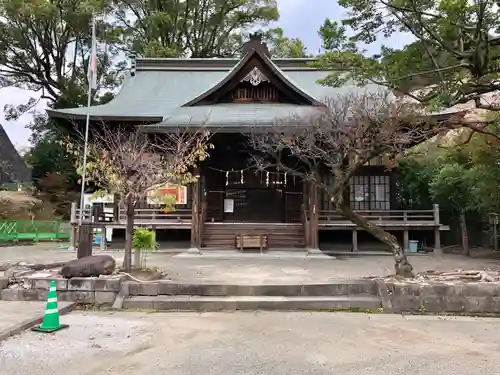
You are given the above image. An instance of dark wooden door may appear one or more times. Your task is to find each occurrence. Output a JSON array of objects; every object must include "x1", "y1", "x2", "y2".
[{"x1": 225, "y1": 187, "x2": 284, "y2": 222}]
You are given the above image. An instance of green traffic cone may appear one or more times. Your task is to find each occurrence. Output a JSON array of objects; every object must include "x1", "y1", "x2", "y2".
[{"x1": 31, "y1": 280, "x2": 69, "y2": 333}]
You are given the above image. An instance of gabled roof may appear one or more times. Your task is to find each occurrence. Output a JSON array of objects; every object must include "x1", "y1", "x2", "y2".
[
  {"x1": 182, "y1": 47, "x2": 324, "y2": 107},
  {"x1": 46, "y1": 57, "x2": 381, "y2": 125}
]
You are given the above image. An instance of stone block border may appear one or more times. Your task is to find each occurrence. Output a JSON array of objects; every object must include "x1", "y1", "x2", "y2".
[
  {"x1": 0, "y1": 275, "x2": 125, "y2": 305},
  {"x1": 2, "y1": 275, "x2": 500, "y2": 315},
  {"x1": 381, "y1": 281, "x2": 500, "y2": 314}
]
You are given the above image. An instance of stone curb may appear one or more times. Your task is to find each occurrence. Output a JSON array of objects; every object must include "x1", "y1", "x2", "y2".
[
  {"x1": 124, "y1": 280, "x2": 378, "y2": 297},
  {"x1": 0, "y1": 302, "x2": 77, "y2": 342}
]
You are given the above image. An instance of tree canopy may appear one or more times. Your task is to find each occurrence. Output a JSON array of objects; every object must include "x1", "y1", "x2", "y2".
[
  {"x1": 316, "y1": 0, "x2": 500, "y2": 111},
  {"x1": 114, "y1": 0, "x2": 280, "y2": 57},
  {"x1": 0, "y1": 0, "x2": 310, "y2": 202}
]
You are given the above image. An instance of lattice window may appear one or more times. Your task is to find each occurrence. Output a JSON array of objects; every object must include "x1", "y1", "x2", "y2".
[
  {"x1": 370, "y1": 175, "x2": 390, "y2": 210},
  {"x1": 230, "y1": 82, "x2": 280, "y2": 102},
  {"x1": 349, "y1": 175, "x2": 390, "y2": 210},
  {"x1": 349, "y1": 175, "x2": 370, "y2": 210}
]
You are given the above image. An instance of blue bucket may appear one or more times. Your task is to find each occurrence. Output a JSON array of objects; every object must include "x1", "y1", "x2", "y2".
[{"x1": 408, "y1": 240, "x2": 419, "y2": 253}]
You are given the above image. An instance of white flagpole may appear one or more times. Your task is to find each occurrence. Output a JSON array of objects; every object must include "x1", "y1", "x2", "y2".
[{"x1": 78, "y1": 16, "x2": 96, "y2": 225}]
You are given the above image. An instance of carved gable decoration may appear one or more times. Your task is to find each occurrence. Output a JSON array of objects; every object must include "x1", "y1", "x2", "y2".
[
  {"x1": 242, "y1": 67, "x2": 269, "y2": 86},
  {"x1": 181, "y1": 37, "x2": 324, "y2": 107}
]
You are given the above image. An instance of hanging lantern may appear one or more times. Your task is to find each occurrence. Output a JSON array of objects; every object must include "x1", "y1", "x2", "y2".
[
  {"x1": 266, "y1": 171, "x2": 269, "y2": 186},
  {"x1": 225, "y1": 171, "x2": 229, "y2": 186},
  {"x1": 284, "y1": 172, "x2": 287, "y2": 185},
  {"x1": 240, "y1": 170, "x2": 244, "y2": 184}
]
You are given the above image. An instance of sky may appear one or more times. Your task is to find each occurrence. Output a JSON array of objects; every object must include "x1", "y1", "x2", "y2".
[{"x1": 0, "y1": 0, "x2": 411, "y2": 149}]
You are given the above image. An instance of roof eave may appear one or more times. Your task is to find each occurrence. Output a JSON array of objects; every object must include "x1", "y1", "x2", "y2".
[
  {"x1": 260, "y1": 54, "x2": 324, "y2": 107},
  {"x1": 415, "y1": 110, "x2": 468, "y2": 123},
  {"x1": 139, "y1": 123, "x2": 285, "y2": 134},
  {"x1": 46, "y1": 109, "x2": 163, "y2": 123}
]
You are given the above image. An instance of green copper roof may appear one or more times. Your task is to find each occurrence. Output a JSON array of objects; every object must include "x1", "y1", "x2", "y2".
[
  {"x1": 142, "y1": 103, "x2": 325, "y2": 130},
  {"x1": 46, "y1": 56, "x2": 381, "y2": 124}
]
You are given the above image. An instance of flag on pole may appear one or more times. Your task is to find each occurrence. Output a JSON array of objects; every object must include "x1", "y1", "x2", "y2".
[{"x1": 88, "y1": 17, "x2": 98, "y2": 90}]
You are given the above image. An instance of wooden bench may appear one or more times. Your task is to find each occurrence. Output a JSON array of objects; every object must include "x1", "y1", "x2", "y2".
[{"x1": 235, "y1": 234, "x2": 268, "y2": 252}]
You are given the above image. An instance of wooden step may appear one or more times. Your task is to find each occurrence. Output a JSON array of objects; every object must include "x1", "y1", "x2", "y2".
[{"x1": 201, "y1": 223, "x2": 305, "y2": 249}]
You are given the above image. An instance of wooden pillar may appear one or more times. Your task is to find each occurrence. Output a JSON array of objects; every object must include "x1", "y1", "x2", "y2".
[
  {"x1": 307, "y1": 181, "x2": 320, "y2": 253},
  {"x1": 352, "y1": 229, "x2": 358, "y2": 252},
  {"x1": 302, "y1": 181, "x2": 310, "y2": 249},
  {"x1": 433, "y1": 203, "x2": 442, "y2": 255},
  {"x1": 403, "y1": 211, "x2": 409, "y2": 251},
  {"x1": 77, "y1": 223, "x2": 93, "y2": 259},
  {"x1": 100, "y1": 225, "x2": 107, "y2": 250},
  {"x1": 312, "y1": 183, "x2": 319, "y2": 250},
  {"x1": 151, "y1": 225, "x2": 157, "y2": 247},
  {"x1": 198, "y1": 173, "x2": 206, "y2": 248},
  {"x1": 188, "y1": 169, "x2": 201, "y2": 254}
]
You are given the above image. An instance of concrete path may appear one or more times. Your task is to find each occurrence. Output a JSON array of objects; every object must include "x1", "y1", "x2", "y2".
[
  {"x1": 0, "y1": 301, "x2": 74, "y2": 341},
  {"x1": 2, "y1": 311, "x2": 500, "y2": 375}
]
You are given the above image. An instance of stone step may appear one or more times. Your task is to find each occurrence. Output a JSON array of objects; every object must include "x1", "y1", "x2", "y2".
[
  {"x1": 123, "y1": 295, "x2": 382, "y2": 311},
  {"x1": 126, "y1": 280, "x2": 378, "y2": 297}
]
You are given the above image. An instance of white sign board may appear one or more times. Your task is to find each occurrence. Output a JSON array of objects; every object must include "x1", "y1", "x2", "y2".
[{"x1": 224, "y1": 199, "x2": 234, "y2": 213}]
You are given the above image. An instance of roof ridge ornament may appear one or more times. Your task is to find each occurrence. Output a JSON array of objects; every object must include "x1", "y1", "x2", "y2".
[
  {"x1": 242, "y1": 66, "x2": 269, "y2": 86},
  {"x1": 242, "y1": 33, "x2": 271, "y2": 57}
]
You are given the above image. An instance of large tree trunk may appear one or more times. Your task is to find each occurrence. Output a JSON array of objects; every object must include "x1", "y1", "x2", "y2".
[
  {"x1": 122, "y1": 195, "x2": 134, "y2": 272},
  {"x1": 459, "y1": 210, "x2": 470, "y2": 256},
  {"x1": 338, "y1": 204, "x2": 414, "y2": 277}
]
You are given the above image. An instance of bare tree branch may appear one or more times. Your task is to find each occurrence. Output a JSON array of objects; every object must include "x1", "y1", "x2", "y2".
[
  {"x1": 247, "y1": 90, "x2": 461, "y2": 277},
  {"x1": 65, "y1": 124, "x2": 212, "y2": 271}
]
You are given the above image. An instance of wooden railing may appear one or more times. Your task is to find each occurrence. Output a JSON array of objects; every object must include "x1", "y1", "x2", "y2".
[
  {"x1": 317, "y1": 205, "x2": 440, "y2": 226},
  {"x1": 73, "y1": 207, "x2": 192, "y2": 224}
]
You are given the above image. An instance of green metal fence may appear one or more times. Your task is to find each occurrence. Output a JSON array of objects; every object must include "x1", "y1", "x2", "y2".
[{"x1": 0, "y1": 220, "x2": 70, "y2": 243}]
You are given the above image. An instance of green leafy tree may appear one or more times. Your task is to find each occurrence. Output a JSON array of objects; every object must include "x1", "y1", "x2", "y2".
[
  {"x1": 262, "y1": 28, "x2": 310, "y2": 58},
  {"x1": 394, "y1": 156, "x2": 434, "y2": 210},
  {"x1": 114, "y1": 0, "x2": 279, "y2": 57},
  {"x1": 430, "y1": 163, "x2": 478, "y2": 255},
  {"x1": 0, "y1": 0, "x2": 124, "y2": 119},
  {"x1": 315, "y1": 1, "x2": 500, "y2": 111},
  {"x1": 0, "y1": 0, "x2": 127, "y2": 194}
]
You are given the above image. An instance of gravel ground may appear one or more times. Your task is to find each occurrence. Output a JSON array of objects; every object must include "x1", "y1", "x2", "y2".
[
  {"x1": 2, "y1": 243, "x2": 500, "y2": 283},
  {"x1": 0, "y1": 312, "x2": 154, "y2": 375},
  {"x1": 1, "y1": 311, "x2": 500, "y2": 375}
]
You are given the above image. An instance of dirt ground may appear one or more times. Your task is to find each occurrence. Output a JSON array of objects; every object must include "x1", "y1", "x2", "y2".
[
  {"x1": 2, "y1": 311, "x2": 500, "y2": 375},
  {"x1": 1, "y1": 243, "x2": 499, "y2": 283}
]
